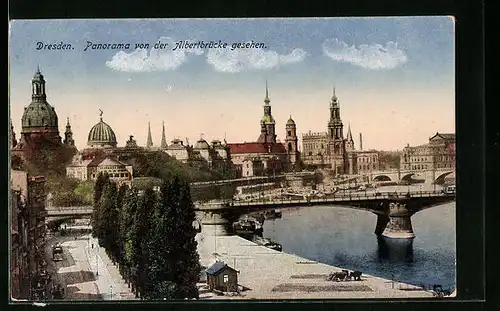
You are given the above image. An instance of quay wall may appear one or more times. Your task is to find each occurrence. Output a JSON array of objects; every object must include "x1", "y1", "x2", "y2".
[{"x1": 196, "y1": 234, "x2": 437, "y2": 299}]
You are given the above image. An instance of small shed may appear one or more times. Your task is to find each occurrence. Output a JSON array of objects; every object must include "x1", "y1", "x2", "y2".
[{"x1": 205, "y1": 261, "x2": 239, "y2": 292}]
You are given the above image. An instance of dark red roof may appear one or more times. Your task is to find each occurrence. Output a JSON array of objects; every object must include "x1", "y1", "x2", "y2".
[{"x1": 227, "y1": 142, "x2": 287, "y2": 154}]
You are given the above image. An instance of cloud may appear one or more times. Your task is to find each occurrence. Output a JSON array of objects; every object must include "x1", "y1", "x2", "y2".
[
  {"x1": 322, "y1": 38, "x2": 407, "y2": 70},
  {"x1": 206, "y1": 45, "x2": 307, "y2": 73},
  {"x1": 106, "y1": 37, "x2": 203, "y2": 72}
]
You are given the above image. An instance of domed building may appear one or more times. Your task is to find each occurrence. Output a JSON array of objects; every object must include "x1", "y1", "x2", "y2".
[
  {"x1": 190, "y1": 136, "x2": 229, "y2": 168},
  {"x1": 87, "y1": 110, "x2": 118, "y2": 148},
  {"x1": 11, "y1": 68, "x2": 74, "y2": 163}
]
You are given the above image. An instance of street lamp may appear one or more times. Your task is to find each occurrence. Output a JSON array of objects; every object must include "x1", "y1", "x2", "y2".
[
  {"x1": 110, "y1": 285, "x2": 113, "y2": 300},
  {"x1": 96, "y1": 252, "x2": 99, "y2": 276}
]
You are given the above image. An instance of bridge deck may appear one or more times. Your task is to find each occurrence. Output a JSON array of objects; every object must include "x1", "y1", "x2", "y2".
[{"x1": 197, "y1": 191, "x2": 455, "y2": 210}]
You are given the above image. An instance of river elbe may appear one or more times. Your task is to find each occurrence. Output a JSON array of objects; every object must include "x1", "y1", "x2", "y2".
[{"x1": 262, "y1": 202, "x2": 456, "y2": 290}]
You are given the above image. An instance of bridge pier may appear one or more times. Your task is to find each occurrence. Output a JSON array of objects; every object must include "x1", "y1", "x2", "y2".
[
  {"x1": 195, "y1": 209, "x2": 241, "y2": 267},
  {"x1": 381, "y1": 202, "x2": 415, "y2": 239},
  {"x1": 195, "y1": 210, "x2": 239, "y2": 237}
]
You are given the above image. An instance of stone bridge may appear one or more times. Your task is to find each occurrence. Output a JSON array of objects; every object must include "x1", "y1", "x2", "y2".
[
  {"x1": 45, "y1": 190, "x2": 455, "y2": 240},
  {"x1": 45, "y1": 206, "x2": 93, "y2": 229},
  {"x1": 194, "y1": 190, "x2": 455, "y2": 240},
  {"x1": 368, "y1": 168, "x2": 455, "y2": 184}
]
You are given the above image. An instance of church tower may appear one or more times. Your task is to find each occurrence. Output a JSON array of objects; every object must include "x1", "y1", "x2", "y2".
[
  {"x1": 327, "y1": 87, "x2": 346, "y2": 174},
  {"x1": 257, "y1": 80, "x2": 277, "y2": 144},
  {"x1": 146, "y1": 122, "x2": 153, "y2": 148},
  {"x1": 64, "y1": 117, "x2": 76, "y2": 147},
  {"x1": 327, "y1": 87, "x2": 344, "y2": 140},
  {"x1": 285, "y1": 116, "x2": 299, "y2": 170},
  {"x1": 160, "y1": 121, "x2": 168, "y2": 149}
]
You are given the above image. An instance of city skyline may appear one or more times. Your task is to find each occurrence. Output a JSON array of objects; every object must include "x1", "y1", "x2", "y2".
[{"x1": 9, "y1": 17, "x2": 455, "y2": 151}]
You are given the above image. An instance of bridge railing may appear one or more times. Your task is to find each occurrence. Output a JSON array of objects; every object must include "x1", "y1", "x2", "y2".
[
  {"x1": 223, "y1": 190, "x2": 451, "y2": 207},
  {"x1": 46, "y1": 206, "x2": 93, "y2": 215}
]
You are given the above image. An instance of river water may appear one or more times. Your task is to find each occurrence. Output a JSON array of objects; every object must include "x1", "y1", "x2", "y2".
[{"x1": 261, "y1": 192, "x2": 456, "y2": 290}]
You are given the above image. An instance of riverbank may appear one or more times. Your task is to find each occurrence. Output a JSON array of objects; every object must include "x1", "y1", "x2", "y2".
[{"x1": 197, "y1": 235, "x2": 438, "y2": 299}]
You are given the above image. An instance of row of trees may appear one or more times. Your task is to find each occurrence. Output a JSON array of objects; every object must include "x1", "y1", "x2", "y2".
[{"x1": 91, "y1": 173, "x2": 200, "y2": 300}]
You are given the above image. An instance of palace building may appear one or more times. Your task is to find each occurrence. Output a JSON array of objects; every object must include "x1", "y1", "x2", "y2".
[
  {"x1": 301, "y1": 88, "x2": 379, "y2": 175},
  {"x1": 227, "y1": 81, "x2": 300, "y2": 178},
  {"x1": 400, "y1": 132, "x2": 456, "y2": 171}
]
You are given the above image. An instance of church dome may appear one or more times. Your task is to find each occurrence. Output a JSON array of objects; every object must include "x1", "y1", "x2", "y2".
[
  {"x1": 87, "y1": 113, "x2": 117, "y2": 148},
  {"x1": 22, "y1": 101, "x2": 59, "y2": 129},
  {"x1": 194, "y1": 138, "x2": 210, "y2": 149},
  {"x1": 21, "y1": 68, "x2": 59, "y2": 132},
  {"x1": 286, "y1": 116, "x2": 296, "y2": 125}
]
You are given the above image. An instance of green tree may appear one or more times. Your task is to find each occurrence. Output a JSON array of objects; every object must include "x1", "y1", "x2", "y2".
[
  {"x1": 91, "y1": 173, "x2": 110, "y2": 239},
  {"x1": 121, "y1": 188, "x2": 140, "y2": 295},
  {"x1": 100, "y1": 181, "x2": 119, "y2": 260},
  {"x1": 74, "y1": 180, "x2": 94, "y2": 205},
  {"x1": 144, "y1": 179, "x2": 178, "y2": 300},
  {"x1": 172, "y1": 178, "x2": 200, "y2": 299},
  {"x1": 135, "y1": 188, "x2": 156, "y2": 298},
  {"x1": 115, "y1": 184, "x2": 128, "y2": 266}
]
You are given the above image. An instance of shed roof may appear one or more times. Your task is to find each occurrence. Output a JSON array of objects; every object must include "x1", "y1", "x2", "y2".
[{"x1": 205, "y1": 261, "x2": 237, "y2": 276}]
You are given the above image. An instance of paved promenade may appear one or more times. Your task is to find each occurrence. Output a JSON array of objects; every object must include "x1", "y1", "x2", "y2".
[
  {"x1": 197, "y1": 235, "x2": 436, "y2": 299},
  {"x1": 85, "y1": 235, "x2": 137, "y2": 300}
]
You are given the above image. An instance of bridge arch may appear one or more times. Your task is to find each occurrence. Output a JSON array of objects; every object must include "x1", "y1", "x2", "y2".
[
  {"x1": 373, "y1": 175, "x2": 392, "y2": 182},
  {"x1": 434, "y1": 171, "x2": 455, "y2": 185},
  {"x1": 46, "y1": 215, "x2": 90, "y2": 231},
  {"x1": 400, "y1": 173, "x2": 415, "y2": 182}
]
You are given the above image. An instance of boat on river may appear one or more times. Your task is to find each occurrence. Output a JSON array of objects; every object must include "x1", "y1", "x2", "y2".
[
  {"x1": 232, "y1": 218, "x2": 262, "y2": 235},
  {"x1": 264, "y1": 209, "x2": 282, "y2": 219},
  {"x1": 252, "y1": 236, "x2": 282, "y2": 252}
]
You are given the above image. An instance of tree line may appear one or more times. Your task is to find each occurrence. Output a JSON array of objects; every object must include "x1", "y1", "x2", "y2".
[{"x1": 91, "y1": 172, "x2": 200, "y2": 300}]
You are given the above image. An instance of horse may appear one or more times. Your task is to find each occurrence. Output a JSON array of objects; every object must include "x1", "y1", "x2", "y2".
[
  {"x1": 327, "y1": 271, "x2": 349, "y2": 282},
  {"x1": 349, "y1": 270, "x2": 362, "y2": 281}
]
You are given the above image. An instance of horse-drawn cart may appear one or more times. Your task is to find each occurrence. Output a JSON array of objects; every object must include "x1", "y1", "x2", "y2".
[{"x1": 327, "y1": 269, "x2": 363, "y2": 282}]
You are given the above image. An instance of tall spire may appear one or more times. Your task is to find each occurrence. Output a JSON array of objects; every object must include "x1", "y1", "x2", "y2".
[
  {"x1": 346, "y1": 123, "x2": 353, "y2": 141},
  {"x1": 331, "y1": 86, "x2": 338, "y2": 102},
  {"x1": 264, "y1": 79, "x2": 270, "y2": 105},
  {"x1": 160, "y1": 121, "x2": 167, "y2": 148},
  {"x1": 64, "y1": 117, "x2": 75, "y2": 147},
  {"x1": 146, "y1": 122, "x2": 153, "y2": 148}
]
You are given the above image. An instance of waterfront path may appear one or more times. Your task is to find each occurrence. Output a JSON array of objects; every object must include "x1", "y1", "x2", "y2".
[
  {"x1": 197, "y1": 235, "x2": 436, "y2": 299},
  {"x1": 85, "y1": 235, "x2": 137, "y2": 300}
]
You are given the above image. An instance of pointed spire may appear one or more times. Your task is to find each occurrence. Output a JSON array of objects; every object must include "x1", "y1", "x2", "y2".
[
  {"x1": 264, "y1": 79, "x2": 270, "y2": 104},
  {"x1": 347, "y1": 123, "x2": 353, "y2": 141},
  {"x1": 36, "y1": 64, "x2": 41, "y2": 73},
  {"x1": 161, "y1": 121, "x2": 167, "y2": 148},
  {"x1": 146, "y1": 122, "x2": 153, "y2": 148},
  {"x1": 66, "y1": 117, "x2": 70, "y2": 126}
]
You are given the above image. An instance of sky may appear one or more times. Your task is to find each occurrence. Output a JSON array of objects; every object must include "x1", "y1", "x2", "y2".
[{"x1": 8, "y1": 17, "x2": 455, "y2": 151}]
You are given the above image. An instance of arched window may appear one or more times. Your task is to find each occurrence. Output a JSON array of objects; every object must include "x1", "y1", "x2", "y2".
[
  {"x1": 28, "y1": 119, "x2": 31, "y2": 126},
  {"x1": 288, "y1": 142, "x2": 293, "y2": 151}
]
